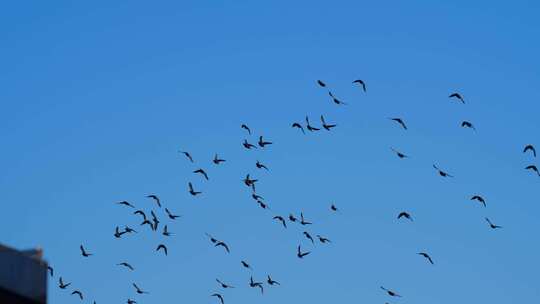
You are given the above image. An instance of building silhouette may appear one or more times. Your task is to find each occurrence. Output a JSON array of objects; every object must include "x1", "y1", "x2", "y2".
[{"x1": 0, "y1": 244, "x2": 47, "y2": 304}]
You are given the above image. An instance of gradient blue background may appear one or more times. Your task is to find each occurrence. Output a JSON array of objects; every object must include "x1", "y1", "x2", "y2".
[{"x1": 2, "y1": 1, "x2": 540, "y2": 303}]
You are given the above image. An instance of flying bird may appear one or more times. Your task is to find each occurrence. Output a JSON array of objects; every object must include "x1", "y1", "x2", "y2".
[
  {"x1": 525, "y1": 165, "x2": 540, "y2": 176},
  {"x1": 58, "y1": 277, "x2": 71, "y2": 289},
  {"x1": 215, "y1": 241, "x2": 230, "y2": 253},
  {"x1": 206, "y1": 233, "x2": 219, "y2": 244},
  {"x1": 117, "y1": 262, "x2": 134, "y2": 271},
  {"x1": 352, "y1": 79, "x2": 366, "y2": 92},
  {"x1": 273, "y1": 216, "x2": 287, "y2": 228},
  {"x1": 216, "y1": 279, "x2": 234, "y2": 289},
  {"x1": 391, "y1": 147, "x2": 408, "y2": 159},
  {"x1": 162, "y1": 225, "x2": 173, "y2": 237},
  {"x1": 127, "y1": 299, "x2": 136, "y2": 304},
  {"x1": 252, "y1": 193, "x2": 264, "y2": 201},
  {"x1": 156, "y1": 244, "x2": 168, "y2": 255},
  {"x1": 317, "y1": 80, "x2": 326, "y2": 87},
  {"x1": 523, "y1": 144, "x2": 536, "y2": 157},
  {"x1": 114, "y1": 226, "x2": 127, "y2": 238},
  {"x1": 449, "y1": 92, "x2": 465, "y2": 103},
  {"x1": 146, "y1": 195, "x2": 161, "y2": 208},
  {"x1": 303, "y1": 231, "x2": 314, "y2": 244},
  {"x1": 241, "y1": 124, "x2": 251, "y2": 135},
  {"x1": 71, "y1": 290, "x2": 83, "y2": 300},
  {"x1": 258, "y1": 136, "x2": 272, "y2": 148},
  {"x1": 124, "y1": 226, "x2": 137, "y2": 234},
  {"x1": 305, "y1": 116, "x2": 320, "y2": 132},
  {"x1": 330, "y1": 204, "x2": 338, "y2": 212},
  {"x1": 397, "y1": 212, "x2": 413, "y2": 221},
  {"x1": 249, "y1": 276, "x2": 264, "y2": 294},
  {"x1": 267, "y1": 275, "x2": 280, "y2": 286},
  {"x1": 300, "y1": 212, "x2": 312, "y2": 225},
  {"x1": 289, "y1": 214, "x2": 298, "y2": 222},
  {"x1": 150, "y1": 210, "x2": 160, "y2": 231},
  {"x1": 241, "y1": 260, "x2": 252, "y2": 270},
  {"x1": 256, "y1": 160, "x2": 269, "y2": 170},
  {"x1": 179, "y1": 151, "x2": 194, "y2": 163},
  {"x1": 471, "y1": 195, "x2": 486, "y2": 207},
  {"x1": 292, "y1": 122, "x2": 305, "y2": 134},
  {"x1": 133, "y1": 283, "x2": 149, "y2": 294},
  {"x1": 433, "y1": 165, "x2": 454, "y2": 177},
  {"x1": 257, "y1": 200, "x2": 269, "y2": 210},
  {"x1": 389, "y1": 118, "x2": 407, "y2": 130},
  {"x1": 165, "y1": 208, "x2": 181, "y2": 220},
  {"x1": 461, "y1": 121, "x2": 476, "y2": 130},
  {"x1": 117, "y1": 201, "x2": 135, "y2": 208},
  {"x1": 485, "y1": 217, "x2": 502, "y2": 229},
  {"x1": 193, "y1": 168, "x2": 209, "y2": 180},
  {"x1": 328, "y1": 91, "x2": 347, "y2": 105},
  {"x1": 211, "y1": 293, "x2": 224, "y2": 304},
  {"x1": 317, "y1": 235, "x2": 331, "y2": 244},
  {"x1": 188, "y1": 182, "x2": 202, "y2": 196},
  {"x1": 243, "y1": 174, "x2": 258, "y2": 191},
  {"x1": 321, "y1": 115, "x2": 337, "y2": 130},
  {"x1": 213, "y1": 154, "x2": 226, "y2": 164},
  {"x1": 381, "y1": 286, "x2": 402, "y2": 297},
  {"x1": 80, "y1": 245, "x2": 92, "y2": 257},
  {"x1": 133, "y1": 210, "x2": 147, "y2": 221},
  {"x1": 418, "y1": 252, "x2": 434, "y2": 264},
  {"x1": 297, "y1": 245, "x2": 310, "y2": 258},
  {"x1": 243, "y1": 139, "x2": 257, "y2": 149}
]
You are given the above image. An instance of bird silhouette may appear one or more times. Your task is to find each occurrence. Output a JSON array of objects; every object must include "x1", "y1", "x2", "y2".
[
  {"x1": 193, "y1": 168, "x2": 209, "y2": 180},
  {"x1": 389, "y1": 118, "x2": 407, "y2": 130},
  {"x1": 114, "y1": 226, "x2": 127, "y2": 238},
  {"x1": 397, "y1": 212, "x2": 413, "y2": 221},
  {"x1": 300, "y1": 212, "x2": 312, "y2": 225},
  {"x1": 58, "y1": 277, "x2": 71, "y2": 289},
  {"x1": 352, "y1": 79, "x2": 366, "y2": 92},
  {"x1": 243, "y1": 174, "x2": 258, "y2": 191},
  {"x1": 80, "y1": 245, "x2": 92, "y2": 257},
  {"x1": 241, "y1": 124, "x2": 251, "y2": 135},
  {"x1": 133, "y1": 210, "x2": 147, "y2": 221},
  {"x1": 243, "y1": 139, "x2": 257, "y2": 149},
  {"x1": 523, "y1": 144, "x2": 536, "y2": 157},
  {"x1": 317, "y1": 235, "x2": 331, "y2": 244},
  {"x1": 256, "y1": 200, "x2": 269, "y2": 210},
  {"x1": 289, "y1": 214, "x2": 298, "y2": 222},
  {"x1": 292, "y1": 122, "x2": 305, "y2": 134},
  {"x1": 117, "y1": 201, "x2": 135, "y2": 208},
  {"x1": 71, "y1": 290, "x2": 83, "y2": 300},
  {"x1": 433, "y1": 165, "x2": 454, "y2": 177},
  {"x1": 525, "y1": 165, "x2": 540, "y2": 176},
  {"x1": 321, "y1": 115, "x2": 337, "y2": 130},
  {"x1": 252, "y1": 193, "x2": 264, "y2": 201},
  {"x1": 449, "y1": 92, "x2": 465, "y2": 103},
  {"x1": 117, "y1": 262, "x2": 134, "y2": 271},
  {"x1": 150, "y1": 210, "x2": 160, "y2": 231},
  {"x1": 213, "y1": 154, "x2": 226, "y2": 164},
  {"x1": 140, "y1": 219, "x2": 153, "y2": 229},
  {"x1": 273, "y1": 216, "x2": 287, "y2": 228},
  {"x1": 485, "y1": 217, "x2": 502, "y2": 229},
  {"x1": 249, "y1": 276, "x2": 264, "y2": 294},
  {"x1": 162, "y1": 225, "x2": 173, "y2": 237},
  {"x1": 241, "y1": 260, "x2": 252, "y2": 270},
  {"x1": 124, "y1": 226, "x2": 137, "y2": 234},
  {"x1": 330, "y1": 204, "x2": 338, "y2": 212},
  {"x1": 303, "y1": 231, "x2": 314, "y2": 244},
  {"x1": 267, "y1": 275, "x2": 280, "y2": 286},
  {"x1": 297, "y1": 245, "x2": 310, "y2": 258},
  {"x1": 305, "y1": 116, "x2": 320, "y2": 132},
  {"x1": 211, "y1": 293, "x2": 224, "y2": 304},
  {"x1": 461, "y1": 121, "x2": 476, "y2": 130},
  {"x1": 471, "y1": 195, "x2": 486, "y2": 207},
  {"x1": 381, "y1": 286, "x2": 402, "y2": 297},
  {"x1": 133, "y1": 283, "x2": 149, "y2": 294},
  {"x1": 146, "y1": 195, "x2": 161, "y2": 208},
  {"x1": 215, "y1": 241, "x2": 230, "y2": 253},
  {"x1": 256, "y1": 160, "x2": 269, "y2": 170},
  {"x1": 328, "y1": 91, "x2": 347, "y2": 105},
  {"x1": 206, "y1": 233, "x2": 219, "y2": 244},
  {"x1": 317, "y1": 80, "x2": 326, "y2": 87},
  {"x1": 165, "y1": 208, "x2": 181, "y2": 220},
  {"x1": 127, "y1": 299, "x2": 136, "y2": 304},
  {"x1": 391, "y1": 147, "x2": 408, "y2": 159},
  {"x1": 216, "y1": 279, "x2": 235, "y2": 289},
  {"x1": 258, "y1": 136, "x2": 272, "y2": 147},
  {"x1": 156, "y1": 244, "x2": 168, "y2": 255},
  {"x1": 418, "y1": 252, "x2": 434, "y2": 264},
  {"x1": 188, "y1": 182, "x2": 202, "y2": 196},
  {"x1": 179, "y1": 151, "x2": 194, "y2": 163}
]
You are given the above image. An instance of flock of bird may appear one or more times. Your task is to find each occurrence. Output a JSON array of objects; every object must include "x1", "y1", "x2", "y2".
[{"x1": 44, "y1": 79, "x2": 538, "y2": 303}]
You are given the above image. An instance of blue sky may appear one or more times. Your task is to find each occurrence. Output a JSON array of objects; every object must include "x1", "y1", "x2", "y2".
[{"x1": 2, "y1": 1, "x2": 540, "y2": 303}]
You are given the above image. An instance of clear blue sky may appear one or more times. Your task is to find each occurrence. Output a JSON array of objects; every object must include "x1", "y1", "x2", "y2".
[{"x1": 2, "y1": 1, "x2": 540, "y2": 303}]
